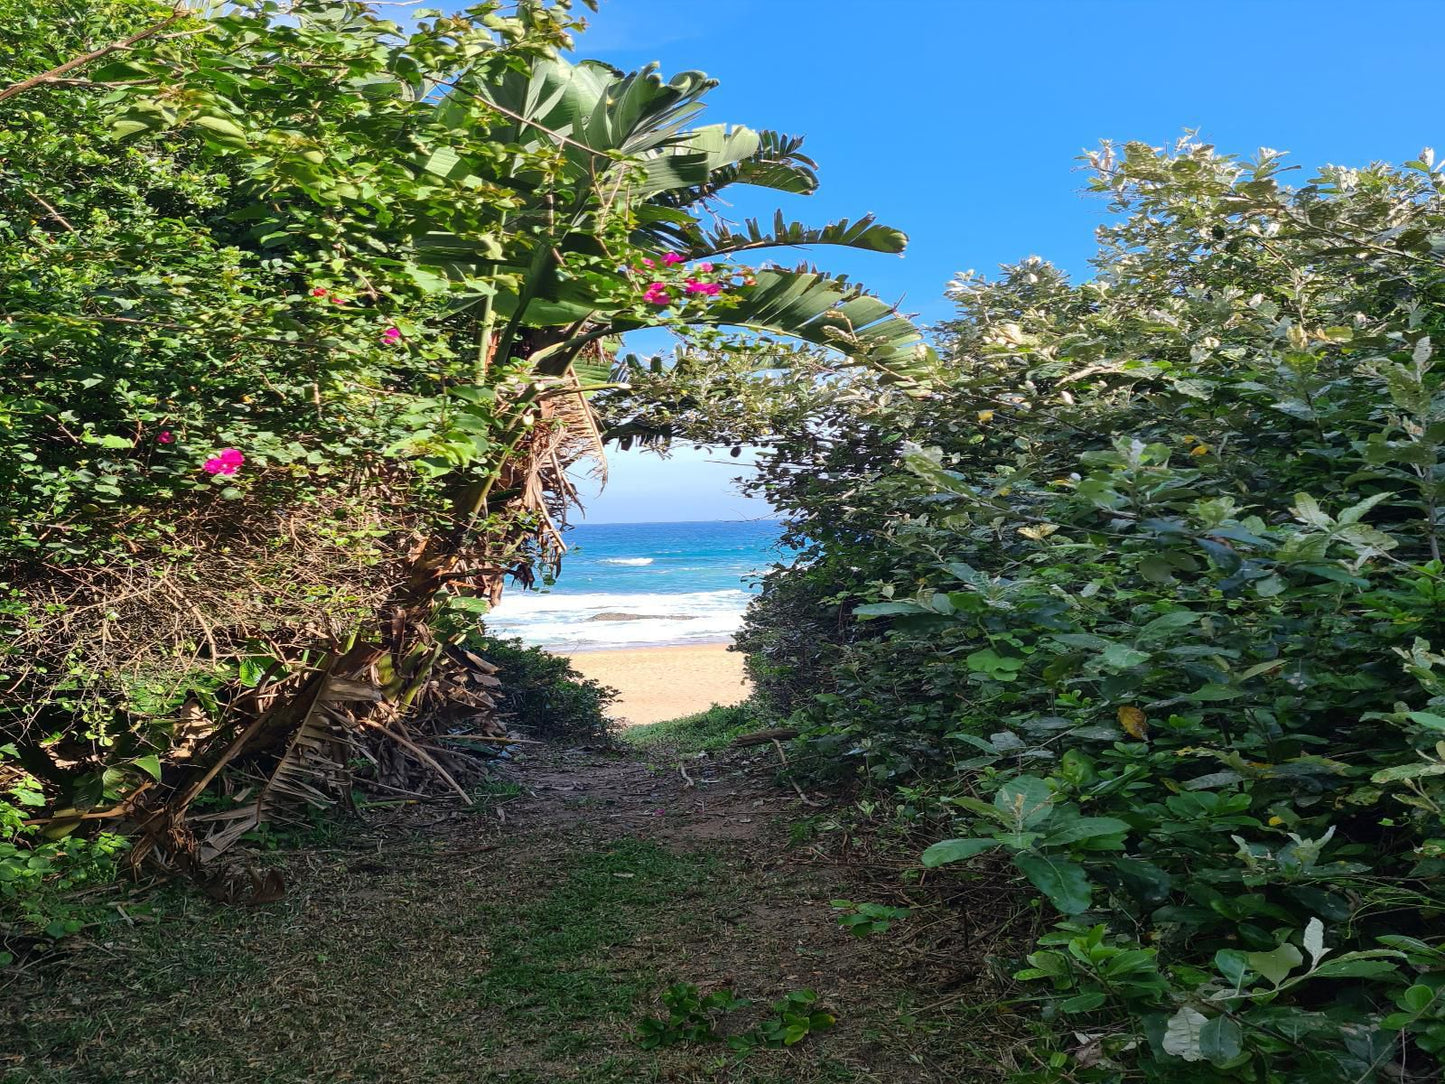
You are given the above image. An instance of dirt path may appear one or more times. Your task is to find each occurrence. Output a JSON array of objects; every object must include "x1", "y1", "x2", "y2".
[{"x1": 2, "y1": 744, "x2": 1004, "y2": 1083}]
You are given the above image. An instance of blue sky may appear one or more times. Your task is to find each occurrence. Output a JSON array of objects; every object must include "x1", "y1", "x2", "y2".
[{"x1": 478, "y1": 0, "x2": 1445, "y2": 522}]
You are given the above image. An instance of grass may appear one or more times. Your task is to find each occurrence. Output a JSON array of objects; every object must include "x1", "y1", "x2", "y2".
[
  {"x1": 467, "y1": 839, "x2": 715, "y2": 1049},
  {"x1": 2, "y1": 747, "x2": 1011, "y2": 1084},
  {"x1": 618, "y1": 702, "x2": 759, "y2": 756}
]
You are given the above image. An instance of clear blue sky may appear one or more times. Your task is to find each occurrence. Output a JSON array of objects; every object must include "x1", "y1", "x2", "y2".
[{"x1": 461, "y1": 0, "x2": 1445, "y2": 522}]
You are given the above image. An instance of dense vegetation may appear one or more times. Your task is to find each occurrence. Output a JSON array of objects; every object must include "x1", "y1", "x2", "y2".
[
  {"x1": 1, "y1": 0, "x2": 926, "y2": 940},
  {"x1": 724, "y1": 142, "x2": 1445, "y2": 1080},
  {"x1": 10, "y1": 3, "x2": 1445, "y2": 1081}
]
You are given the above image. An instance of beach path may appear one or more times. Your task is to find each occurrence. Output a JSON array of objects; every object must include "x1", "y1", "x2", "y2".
[{"x1": 3, "y1": 741, "x2": 1001, "y2": 1083}]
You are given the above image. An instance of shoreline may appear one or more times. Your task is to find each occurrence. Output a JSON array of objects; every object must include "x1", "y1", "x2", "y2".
[
  {"x1": 559, "y1": 642, "x2": 750, "y2": 726},
  {"x1": 556, "y1": 636, "x2": 734, "y2": 655}
]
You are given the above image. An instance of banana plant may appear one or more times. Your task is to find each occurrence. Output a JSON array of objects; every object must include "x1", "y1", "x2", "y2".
[{"x1": 430, "y1": 54, "x2": 938, "y2": 391}]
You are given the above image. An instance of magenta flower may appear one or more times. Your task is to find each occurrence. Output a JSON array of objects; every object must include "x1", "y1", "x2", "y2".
[
  {"x1": 642, "y1": 282, "x2": 671, "y2": 305},
  {"x1": 698, "y1": 262, "x2": 715, "y2": 272},
  {"x1": 684, "y1": 280, "x2": 722, "y2": 296},
  {"x1": 203, "y1": 448, "x2": 244, "y2": 476},
  {"x1": 310, "y1": 287, "x2": 328, "y2": 297},
  {"x1": 157, "y1": 431, "x2": 174, "y2": 444},
  {"x1": 381, "y1": 327, "x2": 401, "y2": 344},
  {"x1": 662, "y1": 252, "x2": 684, "y2": 265},
  {"x1": 640, "y1": 257, "x2": 655, "y2": 268}
]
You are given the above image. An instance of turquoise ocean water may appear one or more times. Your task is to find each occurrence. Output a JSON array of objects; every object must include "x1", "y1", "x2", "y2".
[{"x1": 482, "y1": 519, "x2": 783, "y2": 651}]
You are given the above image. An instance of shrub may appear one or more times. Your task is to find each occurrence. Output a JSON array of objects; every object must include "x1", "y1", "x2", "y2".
[
  {"x1": 737, "y1": 141, "x2": 1445, "y2": 1080},
  {"x1": 1, "y1": 751, "x2": 127, "y2": 953},
  {"x1": 469, "y1": 637, "x2": 616, "y2": 740}
]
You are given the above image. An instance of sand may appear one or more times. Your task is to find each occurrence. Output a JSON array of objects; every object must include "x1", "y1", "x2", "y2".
[{"x1": 561, "y1": 642, "x2": 750, "y2": 726}]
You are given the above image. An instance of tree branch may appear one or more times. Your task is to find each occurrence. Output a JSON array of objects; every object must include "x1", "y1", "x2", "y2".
[{"x1": 0, "y1": 6, "x2": 189, "y2": 105}]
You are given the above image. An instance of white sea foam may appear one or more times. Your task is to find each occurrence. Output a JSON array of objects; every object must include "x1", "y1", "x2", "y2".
[
  {"x1": 598, "y1": 557, "x2": 654, "y2": 566},
  {"x1": 484, "y1": 588, "x2": 749, "y2": 649}
]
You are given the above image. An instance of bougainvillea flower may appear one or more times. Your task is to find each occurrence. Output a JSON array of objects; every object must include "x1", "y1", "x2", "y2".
[
  {"x1": 662, "y1": 252, "x2": 684, "y2": 265},
  {"x1": 310, "y1": 287, "x2": 328, "y2": 297},
  {"x1": 643, "y1": 282, "x2": 671, "y2": 305},
  {"x1": 381, "y1": 327, "x2": 402, "y2": 344},
  {"x1": 203, "y1": 448, "x2": 245, "y2": 475},
  {"x1": 697, "y1": 262, "x2": 715, "y2": 272},
  {"x1": 640, "y1": 257, "x2": 655, "y2": 268},
  {"x1": 331, "y1": 296, "x2": 346, "y2": 305},
  {"x1": 684, "y1": 280, "x2": 722, "y2": 296},
  {"x1": 157, "y1": 431, "x2": 175, "y2": 444}
]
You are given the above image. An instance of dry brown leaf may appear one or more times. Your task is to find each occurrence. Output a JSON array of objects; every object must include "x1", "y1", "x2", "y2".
[{"x1": 1117, "y1": 705, "x2": 1149, "y2": 740}]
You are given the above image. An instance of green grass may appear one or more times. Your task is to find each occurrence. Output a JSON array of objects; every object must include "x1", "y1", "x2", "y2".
[
  {"x1": 469, "y1": 839, "x2": 714, "y2": 1033},
  {"x1": 618, "y1": 702, "x2": 759, "y2": 755}
]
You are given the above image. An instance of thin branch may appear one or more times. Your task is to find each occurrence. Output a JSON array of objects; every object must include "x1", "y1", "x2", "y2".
[{"x1": 0, "y1": 7, "x2": 190, "y2": 105}]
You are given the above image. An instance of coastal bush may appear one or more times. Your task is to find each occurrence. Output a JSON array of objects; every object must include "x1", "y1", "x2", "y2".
[
  {"x1": 736, "y1": 142, "x2": 1445, "y2": 1080},
  {"x1": 467, "y1": 637, "x2": 616, "y2": 740},
  {"x1": 3, "y1": 0, "x2": 928, "y2": 885}
]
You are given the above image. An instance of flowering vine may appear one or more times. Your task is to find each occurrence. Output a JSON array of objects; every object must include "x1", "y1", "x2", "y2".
[{"x1": 202, "y1": 448, "x2": 245, "y2": 476}]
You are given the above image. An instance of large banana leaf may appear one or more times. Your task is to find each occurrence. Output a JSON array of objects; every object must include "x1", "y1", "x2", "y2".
[
  {"x1": 455, "y1": 57, "x2": 715, "y2": 166},
  {"x1": 700, "y1": 267, "x2": 936, "y2": 387},
  {"x1": 649, "y1": 130, "x2": 818, "y2": 209},
  {"x1": 577, "y1": 267, "x2": 936, "y2": 389},
  {"x1": 680, "y1": 211, "x2": 907, "y2": 259}
]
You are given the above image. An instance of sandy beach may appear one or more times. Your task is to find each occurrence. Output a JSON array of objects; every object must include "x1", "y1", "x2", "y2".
[{"x1": 562, "y1": 642, "x2": 750, "y2": 726}]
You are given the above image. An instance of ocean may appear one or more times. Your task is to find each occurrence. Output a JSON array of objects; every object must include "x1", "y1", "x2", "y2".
[{"x1": 483, "y1": 519, "x2": 783, "y2": 651}]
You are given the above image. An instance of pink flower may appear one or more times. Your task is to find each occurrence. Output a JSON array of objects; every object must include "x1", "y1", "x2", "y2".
[
  {"x1": 684, "y1": 280, "x2": 722, "y2": 296},
  {"x1": 662, "y1": 252, "x2": 684, "y2": 265},
  {"x1": 642, "y1": 282, "x2": 671, "y2": 305},
  {"x1": 157, "y1": 431, "x2": 174, "y2": 444},
  {"x1": 310, "y1": 287, "x2": 328, "y2": 297},
  {"x1": 203, "y1": 448, "x2": 244, "y2": 476},
  {"x1": 331, "y1": 296, "x2": 346, "y2": 305},
  {"x1": 640, "y1": 257, "x2": 655, "y2": 268},
  {"x1": 381, "y1": 327, "x2": 402, "y2": 344},
  {"x1": 698, "y1": 262, "x2": 715, "y2": 272}
]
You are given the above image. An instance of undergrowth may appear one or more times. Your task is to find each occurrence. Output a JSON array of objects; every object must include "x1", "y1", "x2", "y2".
[{"x1": 618, "y1": 702, "x2": 760, "y2": 755}]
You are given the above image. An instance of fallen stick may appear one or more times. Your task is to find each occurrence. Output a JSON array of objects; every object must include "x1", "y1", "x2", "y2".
[
  {"x1": 772, "y1": 738, "x2": 822, "y2": 807},
  {"x1": 731, "y1": 728, "x2": 799, "y2": 747}
]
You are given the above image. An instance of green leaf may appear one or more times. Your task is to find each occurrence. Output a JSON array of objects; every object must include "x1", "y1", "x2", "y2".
[
  {"x1": 854, "y1": 602, "x2": 927, "y2": 618},
  {"x1": 1059, "y1": 991, "x2": 1106, "y2": 1013},
  {"x1": 1407, "y1": 712, "x2": 1445, "y2": 731},
  {"x1": 1245, "y1": 943, "x2": 1303, "y2": 986},
  {"x1": 1199, "y1": 1015, "x2": 1242, "y2": 1064},
  {"x1": 685, "y1": 211, "x2": 907, "y2": 259},
  {"x1": 131, "y1": 755, "x2": 162, "y2": 781},
  {"x1": 1012, "y1": 853, "x2": 1092, "y2": 913},
  {"x1": 1040, "y1": 816, "x2": 1131, "y2": 847},
  {"x1": 1188, "y1": 684, "x2": 1244, "y2": 702},
  {"x1": 1310, "y1": 956, "x2": 1400, "y2": 980},
  {"x1": 1136, "y1": 611, "x2": 1199, "y2": 639},
  {"x1": 1100, "y1": 643, "x2": 1150, "y2": 669},
  {"x1": 192, "y1": 114, "x2": 248, "y2": 143},
  {"x1": 921, "y1": 837, "x2": 998, "y2": 867},
  {"x1": 994, "y1": 776, "x2": 1054, "y2": 827},
  {"x1": 1292, "y1": 493, "x2": 1333, "y2": 529}
]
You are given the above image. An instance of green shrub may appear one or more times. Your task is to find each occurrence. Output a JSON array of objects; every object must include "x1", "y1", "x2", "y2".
[
  {"x1": 1, "y1": 752, "x2": 127, "y2": 954},
  {"x1": 468, "y1": 637, "x2": 616, "y2": 740},
  {"x1": 737, "y1": 141, "x2": 1445, "y2": 1080}
]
